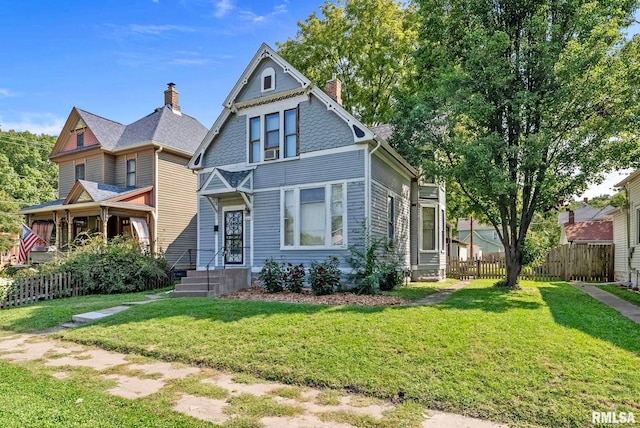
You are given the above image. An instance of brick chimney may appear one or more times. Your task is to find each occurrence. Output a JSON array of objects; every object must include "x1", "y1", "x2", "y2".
[
  {"x1": 164, "y1": 82, "x2": 180, "y2": 113},
  {"x1": 325, "y1": 74, "x2": 342, "y2": 105},
  {"x1": 583, "y1": 197, "x2": 588, "y2": 204}
]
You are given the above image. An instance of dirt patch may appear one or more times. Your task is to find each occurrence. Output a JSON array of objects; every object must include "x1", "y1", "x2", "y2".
[
  {"x1": 223, "y1": 287, "x2": 408, "y2": 306},
  {"x1": 205, "y1": 373, "x2": 279, "y2": 396},
  {"x1": 260, "y1": 414, "x2": 355, "y2": 428},
  {"x1": 423, "y1": 411, "x2": 509, "y2": 427},
  {"x1": 173, "y1": 394, "x2": 229, "y2": 425}
]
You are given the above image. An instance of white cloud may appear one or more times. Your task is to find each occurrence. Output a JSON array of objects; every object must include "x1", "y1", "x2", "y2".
[
  {"x1": 0, "y1": 113, "x2": 65, "y2": 136},
  {"x1": 581, "y1": 169, "x2": 634, "y2": 199},
  {"x1": 238, "y1": 3, "x2": 287, "y2": 23},
  {"x1": 214, "y1": 0, "x2": 234, "y2": 18},
  {"x1": 0, "y1": 89, "x2": 16, "y2": 98},
  {"x1": 127, "y1": 24, "x2": 196, "y2": 35}
]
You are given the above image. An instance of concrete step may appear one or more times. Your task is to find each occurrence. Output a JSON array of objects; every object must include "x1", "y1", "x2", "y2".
[
  {"x1": 171, "y1": 290, "x2": 212, "y2": 298},
  {"x1": 72, "y1": 305, "x2": 131, "y2": 324},
  {"x1": 174, "y1": 283, "x2": 220, "y2": 291},
  {"x1": 179, "y1": 275, "x2": 222, "y2": 285},
  {"x1": 184, "y1": 270, "x2": 223, "y2": 278}
]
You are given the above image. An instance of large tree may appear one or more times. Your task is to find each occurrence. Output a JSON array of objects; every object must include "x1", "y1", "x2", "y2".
[
  {"x1": 277, "y1": 0, "x2": 418, "y2": 125},
  {"x1": 391, "y1": 0, "x2": 640, "y2": 288},
  {"x1": 0, "y1": 129, "x2": 57, "y2": 252}
]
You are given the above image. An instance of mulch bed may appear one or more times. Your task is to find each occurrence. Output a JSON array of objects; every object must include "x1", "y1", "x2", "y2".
[{"x1": 223, "y1": 287, "x2": 409, "y2": 306}]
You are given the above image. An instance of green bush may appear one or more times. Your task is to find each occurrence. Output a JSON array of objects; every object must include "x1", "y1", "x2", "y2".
[
  {"x1": 283, "y1": 263, "x2": 305, "y2": 293},
  {"x1": 308, "y1": 256, "x2": 341, "y2": 295},
  {"x1": 36, "y1": 235, "x2": 168, "y2": 294},
  {"x1": 346, "y1": 234, "x2": 404, "y2": 294},
  {"x1": 258, "y1": 258, "x2": 285, "y2": 293}
]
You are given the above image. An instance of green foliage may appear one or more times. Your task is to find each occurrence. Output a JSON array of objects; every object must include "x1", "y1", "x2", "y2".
[
  {"x1": 277, "y1": 0, "x2": 418, "y2": 125},
  {"x1": 258, "y1": 258, "x2": 285, "y2": 293},
  {"x1": 308, "y1": 256, "x2": 341, "y2": 295},
  {"x1": 391, "y1": 0, "x2": 640, "y2": 288},
  {"x1": 283, "y1": 263, "x2": 305, "y2": 293},
  {"x1": 346, "y1": 234, "x2": 404, "y2": 294},
  {"x1": 36, "y1": 235, "x2": 168, "y2": 294}
]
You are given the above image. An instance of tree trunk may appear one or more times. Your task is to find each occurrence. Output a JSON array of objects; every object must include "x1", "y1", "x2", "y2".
[{"x1": 504, "y1": 245, "x2": 522, "y2": 289}]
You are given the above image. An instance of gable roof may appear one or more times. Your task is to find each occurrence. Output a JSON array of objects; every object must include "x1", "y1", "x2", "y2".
[
  {"x1": 563, "y1": 221, "x2": 613, "y2": 242},
  {"x1": 52, "y1": 103, "x2": 207, "y2": 159},
  {"x1": 457, "y1": 218, "x2": 495, "y2": 231},
  {"x1": 64, "y1": 180, "x2": 150, "y2": 204},
  {"x1": 189, "y1": 43, "x2": 392, "y2": 171},
  {"x1": 615, "y1": 169, "x2": 640, "y2": 187},
  {"x1": 558, "y1": 203, "x2": 615, "y2": 224}
]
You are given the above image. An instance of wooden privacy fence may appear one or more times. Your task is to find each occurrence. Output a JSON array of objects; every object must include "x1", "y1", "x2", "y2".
[
  {"x1": 447, "y1": 244, "x2": 614, "y2": 282},
  {"x1": 0, "y1": 272, "x2": 172, "y2": 309}
]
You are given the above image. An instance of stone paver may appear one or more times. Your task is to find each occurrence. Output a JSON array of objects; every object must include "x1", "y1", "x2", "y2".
[
  {"x1": 408, "y1": 280, "x2": 470, "y2": 306},
  {"x1": 572, "y1": 283, "x2": 640, "y2": 324},
  {"x1": 103, "y1": 374, "x2": 166, "y2": 399},
  {"x1": 45, "y1": 348, "x2": 128, "y2": 370}
]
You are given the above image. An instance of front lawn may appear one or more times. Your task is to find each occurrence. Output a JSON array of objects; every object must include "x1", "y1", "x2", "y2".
[
  {"x1": 381, "y1": 278, "x2": 460, "y2": 301},
  {"x1": 0, "y1": 288, "x2": 171, "y2": 333},
  {"x1": 43, "y1": 280, "x2": 640, "y2": 427},
  {"x1": 597, "y1": 284, "x2": 640, "y2": 307}
]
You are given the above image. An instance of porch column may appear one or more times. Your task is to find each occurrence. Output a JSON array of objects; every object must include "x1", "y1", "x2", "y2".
[
  {"x1": 66, "y1": 211, "x2": 73, "y2": 248},
  {"x1": 54, "y1": 211, "x2": 61, "y2": 250},
  {"x1": 100, "y1": 208, "x2": 110, "y2": 244}
]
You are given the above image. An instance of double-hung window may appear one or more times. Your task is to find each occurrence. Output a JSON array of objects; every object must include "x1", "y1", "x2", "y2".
[
  {"x1": 75, "y1": 163, "x2": 85, "y2": 181},
  {"x1": 282, "y1": 183, "x2": 345, "y2": 248},
  {"x1": 126, "y1": 159, "x2": 136, "y2": 187},
  {"x1": 248, "y1": 107, "x2": 299, "y2": 163},
  {"x1": 388, "y1": 196, "x2": 395, "y2": 241},
  {"x1": 249, "y1": 117, "x2": 261, "y2": 163},
  {"x1": 421, "y1": 206, "x2": 436, "y2": 251},
  {"x1": 637, "y1": 207, "x2": 640, "y2": 244},
  {"x1": 77, "y1": 132, "x2": 84, "y2": 148}
]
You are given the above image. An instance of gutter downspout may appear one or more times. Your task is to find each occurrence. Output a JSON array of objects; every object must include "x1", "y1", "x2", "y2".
[
  {"x1": 153, "y1": 146, "x2": 163, "y2": 256},
  {"x1": 625, "y1": 184, "x2": 632, "y2": 285},
  {"x1": 366, "y1": 139, "x2": 382, "y2": 234}
]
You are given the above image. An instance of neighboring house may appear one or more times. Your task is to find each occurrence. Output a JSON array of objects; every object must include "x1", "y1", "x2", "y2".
[
  {"x1": 612, "y1": 170, "x2": 640, "y2": 286},
  {"x1": 19, "y1": 84, "x2": 207, "y2": 268},
  {"x1": 456, "y1": 218, "x2": 504, "y2": 260},
  {"x1": 558, "y1": 200, "x2": 614, "y2": 245},
  {"x1": 186, "y1": 44, "x2": 446, "y2": 283}
]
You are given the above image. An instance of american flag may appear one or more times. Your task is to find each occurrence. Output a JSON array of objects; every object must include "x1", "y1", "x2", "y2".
[{"x1": 18, "y1": 224, "x2": 42, "y2": 265}]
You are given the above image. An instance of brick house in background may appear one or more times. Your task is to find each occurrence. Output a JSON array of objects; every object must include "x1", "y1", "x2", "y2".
[{"x1": 20, "y1": 84, "x2": 207, "y2": 269}]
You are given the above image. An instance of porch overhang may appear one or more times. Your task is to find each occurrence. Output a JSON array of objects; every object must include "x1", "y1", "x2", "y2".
[{"x1": 198, "y1": 168, "x2": 254, "y2": 211}]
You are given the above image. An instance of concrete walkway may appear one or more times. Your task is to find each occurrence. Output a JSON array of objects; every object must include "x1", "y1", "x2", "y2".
[
  {"x1": 571, "y1": 283, "x2": 640, "y2": 324},
  {"x1": 406, "y1": 280, "x2": 470, "y2": 306}
]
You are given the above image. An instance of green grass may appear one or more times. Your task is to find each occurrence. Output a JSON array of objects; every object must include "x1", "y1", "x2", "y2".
[
  {"x1": 597, "y1": 284, "x2": 640, "y2": 306},
  {"x1": 0, "y1": 361, "x2": 213, "y2": 428},
  {"x1": 33, "y1": 280, "x2": 639, "y2": 427},
  {"x1": 0, "y1": 288, "x2": 171, "y2": 333},
  {"x1": 382, "y1": 278, "x2": 460, "y2": 301}
]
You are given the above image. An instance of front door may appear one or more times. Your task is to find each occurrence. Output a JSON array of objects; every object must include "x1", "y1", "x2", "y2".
[{"x1": 224, "y1": 210, "x2": 243, "y2": 264}]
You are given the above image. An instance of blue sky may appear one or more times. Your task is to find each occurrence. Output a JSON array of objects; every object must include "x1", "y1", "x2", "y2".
[
  {"x1": 0, "y1": 0, "x2": 320, "y2": 134},
  {"x1": 0, "y1": 1, "x2": 637, "y2": 198}
]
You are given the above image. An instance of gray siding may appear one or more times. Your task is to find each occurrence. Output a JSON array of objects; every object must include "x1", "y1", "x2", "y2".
[
  {"x1": 613, "y1": 209, "x2": 628, "y2": 282},
  {"x1": 137, "y1": 152, "x2": 154, "y2": 187},
  {"x1": 197, "y1": 196, "x2": 217, "y2": 267},
  {"x1": 253, "y1": 150, "x2": 365, "y2": 189},
  {"x1": 115, "y1": 156, "x2": 126, "y2": 187},
  {"x1": 370, "y1": 179, "x2": 411, "y2": 268},
  {"x1": 204, "y1": 175, "x2": 228, "y2": 193},
  {"x1": 251, "y1": 181, "x2": 365, "y2": 270},
  {"x1": 202, "y1": 114, "x2": 246, "y2": 168},
  {"x1": 156, "y1": 152, "x2": 197, "y2": 268},
  {"x1": 86, "y1": 156, "x2": 103, "y2": 182},
  {"x1": 299, "y1": 96, "x2": 354, "y2": 153},
  {"x1": 104, "y1": 155, "x2": 116, "y2": 184},
  {"x1": 58, "y1": 162, "x2": 75, "y2": 198},
  {"x1": 236, "y1": 58, "x2": 302, "y2": 103},
  {"x1": 371, "y1": 155, "x2": 410, "y2": 196}
]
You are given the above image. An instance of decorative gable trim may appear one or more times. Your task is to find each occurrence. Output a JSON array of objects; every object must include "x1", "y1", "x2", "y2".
[{"x1": 223, "y1": 44, "x2": 311, "y2": 109}]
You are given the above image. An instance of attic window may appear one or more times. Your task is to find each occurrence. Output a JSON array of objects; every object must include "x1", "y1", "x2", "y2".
[
  {"x1": 261, "y1": 67, "x2": 275, "y2": 92},
  {"x1": 77, "y1": 132, "x2": 84, "y2": 148}
]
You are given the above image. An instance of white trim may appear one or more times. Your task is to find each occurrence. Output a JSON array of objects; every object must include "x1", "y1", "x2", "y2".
[
  {"x1": 280, "y1": 182, "x2": 348, "y2": 250},
  {"x1": 254, "y1": 177, "x2": 364, "y2": 195},
  {"x1": 418, "y1": 203, "x2": 440, "y2": 254},
  {"x1": 222, "y1": 205, "x2": 246, "y2": 267},
  {"x1": 261, "y1": 67, "x2": 275, "y2": 93}
]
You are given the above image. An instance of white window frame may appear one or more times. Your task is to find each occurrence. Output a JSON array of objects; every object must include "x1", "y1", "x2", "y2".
[
  {"x1": 280, "y1": 181, "x2": 348, "y2": 250},
  {"x1": 261, "y1": 67, "x2": 275, "y2": 93},
  {"x1": 246, "y1": 100, "x2": 300, "y2": 165},
  {"x1": 419, "y1": 203, "x2": 439, "y2": 253}
]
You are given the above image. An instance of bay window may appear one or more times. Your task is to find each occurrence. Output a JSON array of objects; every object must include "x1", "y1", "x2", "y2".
[{"x1": 282, "y1": 183, "x2": 346, "y2": 248}]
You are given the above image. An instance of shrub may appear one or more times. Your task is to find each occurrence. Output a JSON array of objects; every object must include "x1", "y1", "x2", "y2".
[
  {"x1": 35, "y1": 235, "x2": 168, "y2": 294},
  {"x1": 259, "y1": 258, "x2": 284, "y2": 293},
  {"x1": 308, "y1": 256, "x2": 341, "y2": 295},
  {"x1": 346, "y1": 233, "x2": 404, "y2": 294},
  {"x1": 283, "y1": 263, "x2": 305, "y2": 293}
]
